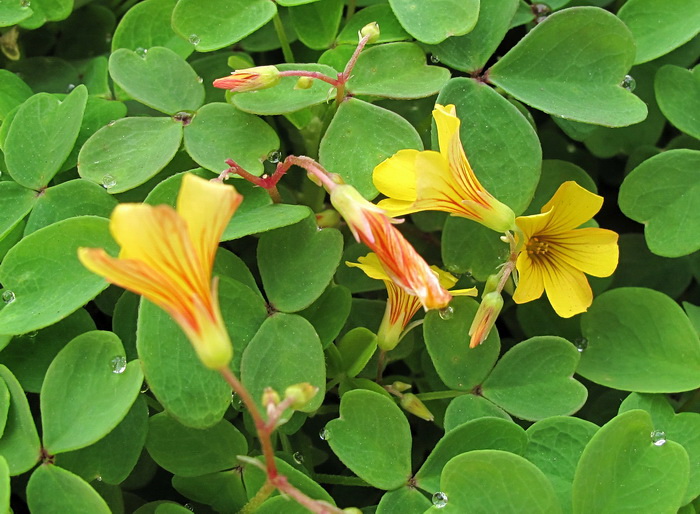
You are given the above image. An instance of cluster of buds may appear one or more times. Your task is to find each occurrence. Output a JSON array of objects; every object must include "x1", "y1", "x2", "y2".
[
  {"x1": 385, "y1": 381, "x2": 434, "y2": 421},
  {"x1": 262, "y1": 383, "x2": 319, "y2": 428}
]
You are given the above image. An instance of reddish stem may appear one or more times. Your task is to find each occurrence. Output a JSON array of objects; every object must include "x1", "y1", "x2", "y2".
[{"x1": 278, "y1": 70, "x2": 339, "y2": 87}]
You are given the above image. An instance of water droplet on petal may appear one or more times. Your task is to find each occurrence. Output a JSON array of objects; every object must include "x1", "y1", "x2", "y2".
[
  {"x1": 319, "y1": 427, "x2": 330, "y2": 441},
  {"x1": 2, "y1": 290, "x2": 16, "y2": 304},
  {"x1": 188, "y1": 34, "x2": 201, "y2": 46},
  {"x1": 267, "y1": 151, "x2": 281, "y2": 164},
  {"x1": 135, "y1": 47, "x2": 148, "y2": 57},
  {"x1": 651, "y1": 430, "x2": 666, "y2": 446},
  {"x1": 110, "y1": 355, "x2": 127, "y2": 374},
  {"x1": 432, "y1": 491, "x2": 448, "y2": 508},
  {"x1": 66, "y1": 83, "x2": 76, "y2": 92},
  {"x1": 439, "y1": 306, "x2": 454, "y2": 320},
  {"x1": 430, "y1": 54, "x2": 440, "y2": 64},
  {"x1": 574, "y1": 337, "x2": 588, "y2": 352},
  {"x1": 293, "y1": 451, "x2": 304, "y2": 464},
  {"x1": 101, "y1": 174, "x2": 116, "y2": 189},
  {"x1": 621, "y1": 74, "x2": 636, "y2": 92}
]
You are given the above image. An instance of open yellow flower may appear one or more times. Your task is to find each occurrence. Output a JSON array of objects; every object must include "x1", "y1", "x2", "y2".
[
  {"x1": 347, "y1": 253, "x2": 476, "y2": 350},
  {"x1": 373, "y1": 104, "x2": 516, "y2": 233},
  {"x1": 78, "y1": 174, "x2": 242, "y2": 369},
  {"x1": 513, "y1": 181, "x2": 619, "y2": 318}
]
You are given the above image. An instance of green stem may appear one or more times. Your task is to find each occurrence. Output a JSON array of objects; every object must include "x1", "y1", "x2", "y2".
[
  {"x1": 415, "y1": 390, "x2": 468, "y2": 401},
  {"x1": 273, "y1": 12, "x2": 295, "y2": 63},
  {"x1": 313, "y1": 473, "x2": 371, "y2": 487},
  {"x1": 345, "y1": 0, "x2": 356, "y2": 21},
  {"x1": 238, "y1": 481, "x2": 275, "y2": 513}
]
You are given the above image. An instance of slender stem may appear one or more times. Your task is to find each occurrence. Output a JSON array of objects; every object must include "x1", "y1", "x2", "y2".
[
  {"x1": 286, "y1": 155, "x2": 337, "y2": 191},
  {"x1": 376, "y1": 350, "x2": 387, "y2": 382},
  {"x1": 335, "y1": 34, "x2": 371, "y2": 103},
  {"x1": 314, "y1": 473, "x2": 371, "y2": 487},
  {"x1": 345, "y1": 0, "x2": 356, "y2": 21},
  {"x1": 272, "y1": 12, "x2": 295, "y2": 63},
  {"x1": 415, "y1": 390, "x2": 468, "y2": 401},
  {"x1": 279, "y1": 70, "x2": 339, "y2": 87},
  {"x1": 238, "y1": 481, "x2": 275, "y2": 514},
  {"x1": 272, "y1": 475, "x2": 345, "y2": 513}
]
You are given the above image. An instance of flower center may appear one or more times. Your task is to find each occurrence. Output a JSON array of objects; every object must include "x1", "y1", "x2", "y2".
[{"x1": 526, "y1": 236, "x2": 550, "y2": 257}]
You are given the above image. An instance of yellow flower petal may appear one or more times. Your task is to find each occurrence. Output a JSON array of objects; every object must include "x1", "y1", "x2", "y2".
[
  {"x1": 433, "y1": 104, "x2": 460, "y2": 161},
  {"x1": 346, "y1": 253, "x2": 390, "y2": 281},
  {"x1": 515, "y1": 210, "x2": 552, "y2": 242},
  {"x1": 539, "y1": 181, "x2": 604, "y2": 233},
  {"x1": 451, "y1": 287, "x2": 478, "y2": 297},
  {"x1": 512, "y1": 251, "x2": 545, "y2": 304},
  {"x1": 177, "y1": 174, "x2": 242, "y2": 279},
  {"x1": 542, "y1": 259, "x2": 593, "y2": 318},
  {"x1": 414, "y1": 150, "x2": 467, "y2": 213},
  {"x1": 548, "y1": 228, "x2": 619, "y2": 277},
  {"x1": 375, "y1": 198, "x2": 416, "y2": 217},
  {"x1": 373, "y1": 149, "x2": 420, "y2": 202}
]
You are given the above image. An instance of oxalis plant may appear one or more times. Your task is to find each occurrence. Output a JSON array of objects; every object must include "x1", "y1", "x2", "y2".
[{"x1": 0, "y1": 0, "x2": 699, "y2": 512}]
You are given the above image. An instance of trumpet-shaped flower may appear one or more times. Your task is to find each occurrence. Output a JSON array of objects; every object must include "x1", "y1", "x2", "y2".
[
  {"x1": 331, "y1": 184, "x2": 452, "y2": 311},
  {"x1": 347, "y1": 252, "x2": 476, "y2": 350},
  {"x1": 213, "y1": 65, "x2": 280, "y2": 92},
  {"x1": 78, "y1": 174, "x2": 242, "y2": 369},
  {"x1": 513, "y1": 181, "x2": 619, "y2": 318},
  {"x1": 373, "y1": 104, "x2": 516, "y2": 233}
]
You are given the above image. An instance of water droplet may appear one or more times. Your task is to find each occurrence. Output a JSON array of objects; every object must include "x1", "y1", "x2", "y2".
[
  {"x1": 184, "y1": 504, "x2": 195, "y2": 512},
  {"x1": 651, "y1": 430, "x2": 666, "y2": 446},
  {"x1": 267, "y1": 151, "x2": 281, "y2": 164},
  {"x1": 140, "y1": 383, "x2": 149, "y2": 393},
  {"x1": 110, "y1": 355, "x2": 127, "y2": 374},
  {"x1": 135, "y1": 47, "x2": 148, "y2": 57},
  {"x1": 439, "y1": 306, "x2": 454, "y2": 320},
  {"x1": 574, "y1": 337, "x2": 588, "y2": 352},
  {"x1": 26, "y1": 330, "x2": 38, "y2": 338},
  {"x1": 107, "y1": 119, "x2": 116, "y2": 127},
  {"x1": 2, "y1": 290, "x2": 16, "y2": 304},
  {"x1": 231, "y1": 392, "x2": 243, "y2": 409},
  {"x1": 430, "y1": 54, "x2": 440, "y2": 64},
  {"x1": 101, "y1": 174, "x2": 116, "y2": 189},
  {"x1": 432, "y1": 491, "x2": 448, "y2": 508},
  {"x1": 188, "y1": 34, "x2": 201, "y2": 46},
  {"x1": 95, "y1": 475, "x2": 103, "y2": 482},
  {"x1": 621, "y1": 74, "x2": 636, "y2": 92},
  {"x1": 196, "y1": 76, "x2": 203, "y2": 84},
  {"x1": 319, "y1": 427, "x2": 330, "y2": 441},
  {"x1": 66, "y1": 83, "x2": 76, "y2": 92},
  {"x1": 293, "y1": 451, "x2": 304, "y2": 464},
  {"x1": 20, "y1": 0, "x2": 30, "y2": 8}
]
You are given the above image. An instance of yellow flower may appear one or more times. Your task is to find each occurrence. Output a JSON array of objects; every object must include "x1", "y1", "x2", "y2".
[
  {"x1": 347, "y1": 252, "x2": 476, "y2": 350},
  {"x1": 373, "y1": 104, "x2": 516, "y2": 233},
  {"x1": 331, "y1": 184, "x2": 453, "y2": 311},
  {"x1": 513, "y1": 181, "x2": 619, "y2": 318},
  {"x1": 78, "y1": 174, "x2": 242, "y2": 369}
]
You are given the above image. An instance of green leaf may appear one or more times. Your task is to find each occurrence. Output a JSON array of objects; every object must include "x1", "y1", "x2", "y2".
[
  {"x1": 0, "y1": 309, "x2": 95, "y2": 393},
  {"x1": 437, "y1": 77, "x2": 542, "y2": 213},
  {"x1": 27, "y1": 465, "x2": 110, "y2": 514},
  {"x1": 619, "y1": 149, "x2": 700, "y2": 257},
  {"x1": 325, "y1": 389, "x2": 411, "y2": 490},
  {"x1": 426, "y1": 450, "x2": 561, "y2": 513},
  {"x1": 257, "y1": 216, "x2": 343, "y2": 312},
  {"x1": 241, "y1": 313, "x2": 326, "y2": 412},
  {"x1": 78, "y1": 117, "x2": 183, "y2": 194},
  {"x1": 525, "y1": 417, "x2": 599, "y2": 513},
  {"x1": 0, "y1": 0, "x2": 32, "y2": 26},
  {"x1": 524, "y1": 160, "x2": 597, "y2": 215},
  {"x1": 289, "y1": 0, "x2": 344, "y2": 50},
  {"x1": 482, "y1": 336, "x2": 588, "y2": 420},
  {"x1": 572, "y1": 410, "x2": 689, "y2": 513},
  {"x1": 0, "y1": 379, "x2": 7, "y2": 437},
  {"x1": 0, "y1": 182, "x2": 36, "y2": 240},
  {"x1": 336, "y1": 327, "x2": 377, "y2": 377},
  {"x1": 171, "y1": 0, "x2": 276, "y2": 52},
  {"x1": 443, "y1": 394, "x2": 512, "y2": 431},
  {"x1": 347, "y1": 42, "x2": 450, "y2": 99},
  {"x1": 0, "y1": 216, "x2": 117, "y2": 335},
  {"x1": 617, "y1": 0, "x2": 700, "y2": 64},
  {"x1": 298, "y1": 283, "x2": 351, "y2": 347},
  {"x1": 415, "y1": 418, "x2": 527, "y2": 493},
  {"x1": 277, "y1": 0, "x2": 321, "y2": 5},
  {"x1": 377, "y1": 487, "x2": 431, "y2": 514},
  {"x1": 579, "y1": 287, "x2": 700, "y2": 392},
  {"x1": 424, "y1": 297, "x2": 500, "y2": 391},
  {"x1": 0, "y1": 70, "x2": 33, "y2": 121},
  {"x1": 109, "y1": 47, "x2": 204, "y2": 115},
  {"x1": 336, "y1": 4, "x2": 410, "y2": 45},
  {"x1": 442, "y1": 218, "x2": 510, "y2": 281},
  {"x1": 25, "y1": 179, "x2": 117, "y2": 235},
  {"x1": 56, "y1": 396, "x2": 148, "y2": 485},
  {"x1": 0, "y1": 456, "x2": 8, "y2": 513},
  {"x1": 489, "y1": 7, "x2": 647, "y2": 127},
  {"x1": 426, "y1": 0, "x2": 519, "y2": 72},
  {"x1": 319, "y1": 98, "x2": 423, "y2": 199},
  {"x1": 172, "y1": 470, "x2": 247, "y2": 513},
  {"x1": 183, "y1": 102, "x2": 279, "y2": 175},
  {"x1": 41, "y1": 331, "x2": 143, "y2": 454},
  {"x1": 388, "y1": 0, "x2": 479, "y2": 44},
  {"x1": 146, "y1": 412, "x2": 247, "y2": 477},
  {"x1": 655, "y1": 64, "x2": 700, "y2": 140},
  {"x1": 112, "y1": 0, "x2": 194, "y2": 59},
  {"x1": 4, "y1": 85, "x2": 87, "y2": 189},
  {"x1": 231, "y1": 63, "x2": 336, "y2": 115},
  {"x1": 243, "y1": 456, "x2": 334, "y2": 504},
  {"x1": 138, "y1": 277, "x2": 267, "y2": 428},
  {"x1": 0, "y1": 365, "x2": 40, "y2": 475}
]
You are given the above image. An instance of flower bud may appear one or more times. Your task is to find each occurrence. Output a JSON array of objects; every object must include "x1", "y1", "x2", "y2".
[
  {"x1": 284, "y1": 383, "x2": 319, "y2": 410},
  {"x1": 212, "y1": 65, "x2": 281, "y2": 92},
  {"x1": 400, "y1": 393, "x2": 434, "y2": 421},
  {"x1": 392, "y1": 381, "x2": 412, "y2": 393},
  {"x1": 468, "y1": 291, "x2": 503, "y2": 348},
  {"x1": 359, "y1": 22, "x2": 380, "y2": 43},
  {"x1": 294, "y1": 77, "x2": 314, "y2": 90},
  {"x1": 262, "y1": 387, "x2": 280, "y2": 408},
  {"x1": 482, "y1": 273, "x2": 500, "y2": 297},
  {"x1": 315, "y1": 209, "x2": 341, "y2": 229}
]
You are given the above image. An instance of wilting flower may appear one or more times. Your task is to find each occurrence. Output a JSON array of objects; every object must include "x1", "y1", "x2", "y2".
[
  {"x1": 512, "y1": 181, "x2": 619, "y2": 318},
  {"x1": 373, "y1": 104, "x2": 516, "y2": 233},
  {"x1": 347, "y1": 252, "x2": 476, "y2": 350},
  {"x1": 213, "y1": 65, "x2": 280, "y2": 92},
  {"x1": 331, "y1": 184, "x2": 452, "y2": 311},
  {"x1": 78, "y1": 174, "x2": 242, "y2": 369}
]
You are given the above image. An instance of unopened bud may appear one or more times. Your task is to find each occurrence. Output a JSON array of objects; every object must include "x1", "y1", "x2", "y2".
[
  {"x1": 213, "y1": 65, "x2": 281, "y2": 92},
  {"x1": 359, "y1": 22, "x2": 380, "y2": 43},
  {"x1": 400, "y1": 393, "x2": 434, "y2": 421},
  {"x1": 343, "y1": 509, "x2": 363, "y2": 514},
  {"x1": 482, "y1": 273, "x2": 500, "y2": 297},
  {"x1": 468, "y1": 291, "x2": 503, "y2": 348},
  {"x1": 284, "y1": 383, "x2": 319, "y2": 410},
  {"x1": 262, "y1": 387, "x2": 280, "y2": 408},
  {"x1": 392, "y1": 381, "x2": 412, "y2": 393},
  {"x1": 315, "y1": 209, "x2": 341, "y2": 229},
  {"x1": 294, "y1": 77, "x2": 314, "y2": 90}
]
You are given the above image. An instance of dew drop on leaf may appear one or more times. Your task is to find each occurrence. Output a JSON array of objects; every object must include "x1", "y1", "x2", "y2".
[
  {"x1": 2, "y1": 290, "x2": 16, "y2": 304},
  {"x1": 267, "y1": 151, "x2": 281, "y2": 164},
  {"x1": 430, "y1": 54, "x2": 440, "y2": 64},
  {"x1": 651, "y1": 430, "x2": 667, "y2": 446},
  {"x1": 319, "y1": 427, "x2": 330, "y2": 441},
  {"x1": 439, "y1": 306, "x2": 454, "y2": 320},
  {"x1": 135, "y1": 47, "x2": 148, "y2": 57},
  {"x1": 621, "y1": 74, "x2": 636, "y2": 92},
  {"x1": 110, "y1": 355, "x2": 127, "y2": 374},
  {"x1": 101, "y1": 174, "x2": 116, "y2": 189},
  {"x1": 231, "y1": 392, "x2": 243, "y2": 409},
  {"x1": 293, "y1": 451, "x2": 304, "y2": 464},
  {"x1": 574, "y1": 337, "x2": 588, "y2": 352},
  {"x1": 196, "y1": 76, "x2": 203, "y2": 84},
  {"x1": 188, "y1": 34, "x2": 201, "y2": 46},
  {"x1": 66, "y1": 83, "x2": 76, "y2": 92},
  {"x1": 432, "y1": 491, "x2": 448, "y2": 508}
]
